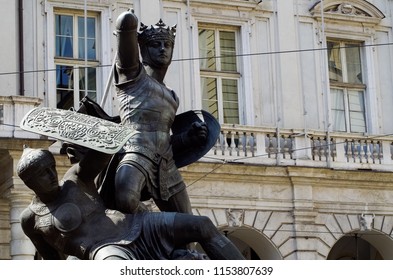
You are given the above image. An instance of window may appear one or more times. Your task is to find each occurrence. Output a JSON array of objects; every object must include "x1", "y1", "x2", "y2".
[
  {"x1": 54, "y1": 11, "x2": 98, "y2": 110},
  {"x1": 327, "y1": 40, "x2": 366, "y2": 133},
  {"x1": 198, "y1": 26, "x2": 240, "y2": 124}
]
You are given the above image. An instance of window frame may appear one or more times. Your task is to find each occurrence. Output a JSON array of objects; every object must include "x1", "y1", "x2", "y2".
[
  {"x1": 321, "y1": 30, "x2": 378, "y2": 135},
  {"x1": 198, "y1": 24, "x2": 242, "y2": 125},
  {"x1": 45, "y1": 3, "x2": 112, "y2": 112},
  {"x1": 327, "y1": 39, "x2": 368, "y2": 133},
  {"x1": 310, "y1": 1, "x2": 384, "y2": 136},
  {"x1": 53, "y1": 9, "x2": 99, "y2": 110}
]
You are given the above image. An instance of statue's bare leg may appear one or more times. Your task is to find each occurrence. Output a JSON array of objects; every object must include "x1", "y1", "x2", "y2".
[{"x1": 115, "y1": 164, "x2": 148, "y2": 213}]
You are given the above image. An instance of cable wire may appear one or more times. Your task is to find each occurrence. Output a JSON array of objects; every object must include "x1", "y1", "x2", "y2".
[{"x1": 0, "y1": 41, "x2": 392, "y2": 77}]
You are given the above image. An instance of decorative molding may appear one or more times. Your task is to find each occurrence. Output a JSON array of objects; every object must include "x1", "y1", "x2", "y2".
[
  {"x1": 326, "y1": 3, "x2": 369, "y2": 17},
  {"x1": 0, "y1": 96, "x2": 42, "y2": 106},
  {"x1": 185, "y1": 0, "x2": 261, "y2": 7},
  {"x1": 310, "y1": 0, "x2": 385, "y2": 25}
]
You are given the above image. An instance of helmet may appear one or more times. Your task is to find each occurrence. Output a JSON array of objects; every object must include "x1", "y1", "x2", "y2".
[{"x1": 17, "y1": 146, "x2": 55, "y2": 182}]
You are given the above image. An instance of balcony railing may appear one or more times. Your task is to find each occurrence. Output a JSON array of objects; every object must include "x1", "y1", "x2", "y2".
[
  {"x1": 0, "y1": 96, "x2": 42, "y2": 139},
  {"x1": 2, "y1": 97, "x2": 393, "y2": 172},
  {"x1": 204, "y1": 124, "x2": 393, "y2": 172}
]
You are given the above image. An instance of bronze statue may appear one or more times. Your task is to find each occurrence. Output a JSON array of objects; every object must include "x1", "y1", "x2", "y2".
[
  {"x1": 18, "y1": 147, "x2": 245, "y2": 260},
  {"x1": 105, "y1": 10, "x2": 208, "y2": 214},
  {"x1": 17, "y1": 10, "x2": 231, "y2": 260}
]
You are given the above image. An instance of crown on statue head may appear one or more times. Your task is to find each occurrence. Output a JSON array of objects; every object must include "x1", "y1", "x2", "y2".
[{"x1": 138, "y1": 19, "x2": 176, "y2": 46}]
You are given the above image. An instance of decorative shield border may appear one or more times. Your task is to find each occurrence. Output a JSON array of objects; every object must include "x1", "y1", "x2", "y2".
[{"x1": 20, "y1": 107, "x2": 134, "y2": 154}]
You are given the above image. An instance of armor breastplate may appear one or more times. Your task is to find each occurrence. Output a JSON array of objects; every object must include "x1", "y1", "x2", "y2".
[
  {"x1": 117, "y1": 70, "x2": 179, "y2": 133},
  {"x1": 53, "y1": 203, "x2": 82, "y2": 233},
  {"x1": 34, "y1": 203, "x2": 82, "y2": 235}
]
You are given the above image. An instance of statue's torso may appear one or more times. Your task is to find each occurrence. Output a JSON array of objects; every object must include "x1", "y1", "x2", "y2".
[
  {"x1": 31, "y1": 178, "x2": 139, "y2": 259},
  {"x1": 117, "y1": 70, "x2": 179, "y2": 154}
]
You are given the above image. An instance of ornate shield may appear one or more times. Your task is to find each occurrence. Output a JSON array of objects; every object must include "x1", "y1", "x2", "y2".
[
  {"x1": 20, "y1": 107, "x2": 134, "y2": 154},
  {"x1": 172, "y1": 110, "x2": 220, "y2": 168}
]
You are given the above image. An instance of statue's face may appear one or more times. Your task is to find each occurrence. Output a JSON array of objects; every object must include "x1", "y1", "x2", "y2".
[
  {"x1": 27, "y1": 165, "x2": 59, "y2": 195},
  {"x1": 145, "y1": 39, "x2": 174, "y2": 67}
]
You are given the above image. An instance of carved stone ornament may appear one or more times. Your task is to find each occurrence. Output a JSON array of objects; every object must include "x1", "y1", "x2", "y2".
[
  {"x1": 359, "y1": 213, "x2": 375, "y2": 231},
  {"x1": 326, "y1": 3, "x2": 368, "y2": 16},
  {"x1": 20, "y1": 107, "x2": 134, "y2": 154},
  {"x1": 226, "y1": 209, "x2": 244, "y2": 227}
]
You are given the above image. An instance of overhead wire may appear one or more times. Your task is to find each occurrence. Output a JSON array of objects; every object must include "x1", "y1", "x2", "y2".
[{"x1": 0, "y1": 41, "x2": 393, "y2": 77}]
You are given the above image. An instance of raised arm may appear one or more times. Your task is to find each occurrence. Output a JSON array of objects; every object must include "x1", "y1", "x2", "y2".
[
  {"x1": 114, "y1": 10, "x2": 141, "y2": 83},
  {"x1": 76, "y1": 149, "x2": 112, "y2": 182}
]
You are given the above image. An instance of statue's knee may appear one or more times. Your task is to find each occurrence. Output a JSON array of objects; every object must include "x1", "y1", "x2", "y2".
[
  {"x1": 194, "y1": 216, "x2": 217, "y2": 238},
  {"x1": 115, "y1": 167, "x2": 144, "y2": 213},
  {"x1": 198, "y1": 216, "x2": 214, "y2": 227}
]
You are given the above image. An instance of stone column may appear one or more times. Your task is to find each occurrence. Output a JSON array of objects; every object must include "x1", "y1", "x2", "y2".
[
  {"x1": 0, "y1": 199, "x2": 11, "y2": 259},
  {"x1": 7, "y1": 150, "x2": 36, "y2": 260},
  {"x1": 288, "y1": 171, "x2": 324, "y2": 260},
  {"x1": 6, "y1": 187, "x2": 35, "y2": 260}
]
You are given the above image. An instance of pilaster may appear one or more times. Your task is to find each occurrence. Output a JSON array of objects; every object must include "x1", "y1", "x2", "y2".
[
  {"x1": 6, "y1": 150, "x2": 36, "y2": 260},
  {"x1": 5, "y1": 186, "x2": 35, "y2": 260},
  {"x1": 0, "y1": 199, "x2": 10, "y2": 260},
  {"x1": 134, "y1": 0, "x2": 161, "y2": 22}
]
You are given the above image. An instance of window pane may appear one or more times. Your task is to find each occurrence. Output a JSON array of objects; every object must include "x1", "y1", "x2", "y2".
[
  {"x1": 201, "y1": 77, "x2": 219, "y2": 119},
  {"x1": 79, "y1": 67, "x2": 97, "y2": 101},
  {"x1": 78, "y1": 16, "x2": 96, "y2": 38},
  {"x1": 78, "y1": 17, "x2": 96, "y2": 60},
  {"x1": 222, "y1": 79, "x2": 239, "y2": 124},
  {"x1": 348, "y1": 90, "x2": 366, "y2": 133},
  {"x1": 199, "y1": 29, "x2": 216, "y2": 71},
  {"x1": 331, "y1": 88, "x2": 346, "y2": 131},
  {"x1": 346, "y1": 44, "x2": 362, "y2": 84},
  {"x1": 55, "y1": 15, "x2": 73, "y2": 57},
  {"x1": 220, "y1": 31, "x2": 237, "y2": 72},
  {"x1": 327, "y1": 41, "x2": 343, "y2": 82},
  {"x1": 331, "y1": 88, "x2": 345, "y2": 110},
  {"x1": 350, "y1": 112, "x2": 366, "y2": 133},
  {"x1": 56, "y1": 65, "x2": 74, "y2": 109}
]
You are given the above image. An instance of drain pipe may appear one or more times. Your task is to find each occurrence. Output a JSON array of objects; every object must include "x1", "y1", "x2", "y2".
[
  {"x1": 320, "y1": 0, "x2": 332, "y2": 167},
  {"x1": 186, "y1": 0, "x2": 196, "y2": 108},
  {"x1": 18, "y1": 0, "x2": 25, "y2": 96}
]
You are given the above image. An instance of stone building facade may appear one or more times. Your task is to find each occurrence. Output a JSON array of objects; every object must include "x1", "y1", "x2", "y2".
[{"x1": 1, "y1": 0, "x2": 393, "y2": 260}]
